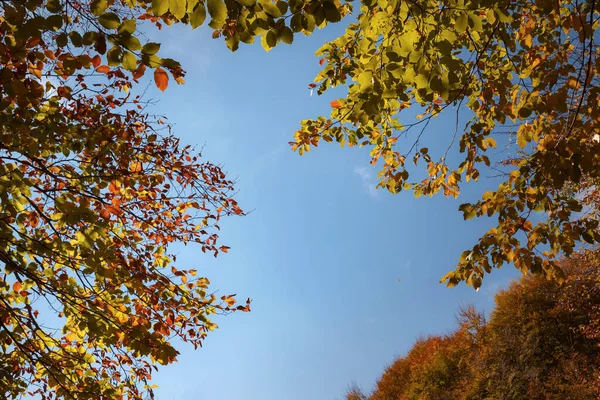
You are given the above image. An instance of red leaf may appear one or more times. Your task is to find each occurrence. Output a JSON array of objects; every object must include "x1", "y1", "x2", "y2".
[
  {"x1": 154, "y1": 68, "x2": 169, "y2": 92},
  {"x1": 91, "y1": 55, "x2": 101, "y2": 68},
  {"x1": 308, "y1": 83, "x2": 316, "y2": 89},
  {"x1": 330, "y1": 100, "x2": 342, "y2": 108},
  {"x1": 319, "y1": 58, "x2": 325, "y2": 65},
  {"x1": 133, "y1": 63, "x2": 146, "y2": 80}
]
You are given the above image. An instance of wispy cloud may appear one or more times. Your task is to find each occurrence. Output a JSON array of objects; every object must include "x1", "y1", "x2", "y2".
[{"x1": 353, "y1": 167, "x2": 379, "y2": 198}]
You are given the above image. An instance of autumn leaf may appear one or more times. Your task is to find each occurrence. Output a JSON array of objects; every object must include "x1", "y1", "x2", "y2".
[
  {"x1": 91, "y1": 55, "x2": 101, "y2": 68},
  {"x1": 99, "y1": 208, "x2": 110, "y2": 219},
  {"x1": 105, "y1": 205, "x2": 123, "y2": 216},
  {"x1": 330, "y1": 100, "x2": 342, "y2": 108},
  {"x1": 65, "y1": 332, "x2": 77, "y2": 342},
  {"x1": 154, "y1": 67, "x2": 169, "y2": 91},
  {"x1": 133, "y1": 63, "x2": 147, "y2": 80},
  {"x1": 13, "y1": 282, "x2": 21, "y2": 292},
  {"x1": 96, "y1": 65, "x2": 110, "y2": 73}
]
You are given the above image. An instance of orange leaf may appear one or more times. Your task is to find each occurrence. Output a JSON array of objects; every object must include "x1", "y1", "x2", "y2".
[
  {"x1": 319, "y1": 58, "x2": 325, "y2": 65},
  {"x1": 225, "y1": 296, "x2": 236, "y2": 306},
  {"x1": 330, "y1": 100, "x2": 342, "y2": 108},
  {"x1": 65, "y1": 332, "x2": 76, "y2": 342},
  {"x1": 154, "y1": 68, "x2": 169, "y2": 92},
  {"x1": 91, "y1": 55, "x2": 101, "y2": 68},
  {"x1": 96, "y1": 65, "x2": 110, "y2": 73},
  {"x1": 220, "y1": 246, "x2": 230, "y2": 253},
  {"x1": 13, "y1": 282, "x2": 21, "y2": 292},
  {"x1": 100, "y1": 208, "x2": 110, "y2": 219},
  {"x1": 105, "y1": 205, "x2": 122, "y2": 216},
  {"x1": 129, "y1": 161, "x2": 142, "y2": 172}
]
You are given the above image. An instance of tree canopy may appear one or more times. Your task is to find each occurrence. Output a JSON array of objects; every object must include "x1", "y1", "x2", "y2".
[
  {"x1": 291, "y1": 0, "x2": 600, "y2": 289},
  {"x1": 355, "y1": 252, "x2": 600, "y2": 400},
  {"x1": 2, "y1": 0, "x2": 600, "y2": 397},
  {"x1": 0, "y1": 0, "x2": 250, "y2": 398}
]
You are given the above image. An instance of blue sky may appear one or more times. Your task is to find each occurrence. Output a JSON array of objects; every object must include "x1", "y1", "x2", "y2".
[{"x1": 142, "y1": 20, "x2": 521, "y2": 400}]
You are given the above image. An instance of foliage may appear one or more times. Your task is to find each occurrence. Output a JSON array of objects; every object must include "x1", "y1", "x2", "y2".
[
  {"x1": 0, "y1": 0, "x2": 254, "y2": 398},
  {"x1": 291, "y1": 0, "x2": 600, "y2": 288},
  {"x1": 357, "y1": 253, "x2": 600, "y2": 400},
  {"x1": 345, "y1": 381, "x2": 368, "y2": 400}
]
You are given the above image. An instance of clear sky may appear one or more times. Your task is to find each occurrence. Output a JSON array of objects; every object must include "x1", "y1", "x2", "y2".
[{"x1": 141, "y1": 20, "x2": 521, "y2": 400}]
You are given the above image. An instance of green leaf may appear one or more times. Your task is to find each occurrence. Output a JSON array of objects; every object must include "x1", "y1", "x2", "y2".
[
  {"x1": 170, "y1": 0, "x2": 187, "y2": 20},
  {"x1": 122, "y1": 35, "x2": 141, "y2": 51},
  {"x1": 468, "y1": 12, "x2": 483, "y2": 32},
  {"x1": 90, "y1": 0, "x2": 108, "y2": 16},
  {"x1": 276, "y1": 1, "x2": 288, "y2": 14},
  {"x1": 279, "y1": 26, "x2": 293, "y2": 45},
  {"x1": 517, "y1": 132, "x2": 528, "y2": 149},
  {"x1": 225, "y1": 34, "x2": 240, "y2": 51},
  {"x1": 207, "y1": 0, "x2": 227, "y2": 27},
  {"x1": 459, "y1": 204, "x2": 477, "y2": 220},
  {"x1": 323, "y1": 2, "x2": 341, "y2": 23},
  {"x1": 46, "y1": 0, "x2": 62, "y2": 13},
  {"x1": 117, "y1": 19, "x2": 137, "y2": 35},
  {"x1": 56, "y1": 33, "x2": 68, "y2": 47},
  {"x1": 67, "y1": 33, "x2": 81, "y2": 49},
  {"x1": 261, "y1": 30, "x2": 277, "y2": 51},
  {"x1": 301, "y1": 14, "x2": 316, "y2": 33},
  {"x1": 518, "y1": 104, "x2": 533, "y2": 119},
  {"x1": 82, "y1": 31, "x2": 98, "y2": 46},
  {"x1": 357, "y1": 71, "x2": 373, "y2": 91},
  {"x1": 259, "y1": 0, "x2": 281, "y2": 17},
  {"x1": 152, "y1": 0, "x2": 169, "y2": 16},
  {"x1": 456, "y1": 13, "x2": 468, "y2": 33},
  {"x1": 122, "y1": 52, "x2": 138, "y2": 71},
  {"x1": 189, "y1": 3, "x2": 206, "y2": 28},
  {"x1": 107, "y1": 46, "x2": 123, "y2": 66},
  {"x1": 98, "y1": 12, "x2": 121, "y2": 29},
  {"x1": 414, "y1": 74, "x2": 428, "y2": 89},
  {"x1": 142, "y1": 42, "x2": 161, "y2": 55},
  {"x1": 290, "y1": 13, "x2": 302, "y2": 32}
]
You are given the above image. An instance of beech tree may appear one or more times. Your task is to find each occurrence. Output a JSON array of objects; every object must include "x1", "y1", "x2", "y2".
[
  {"x1": 0, "y1": 0, "x2": 254, "y2": 398},
  {"x1": 291, "y1": 0, "x2": 600, "y2": 288},
  {"x1": 2, "y1": 0, "x2": 599, "y2": 396}
]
